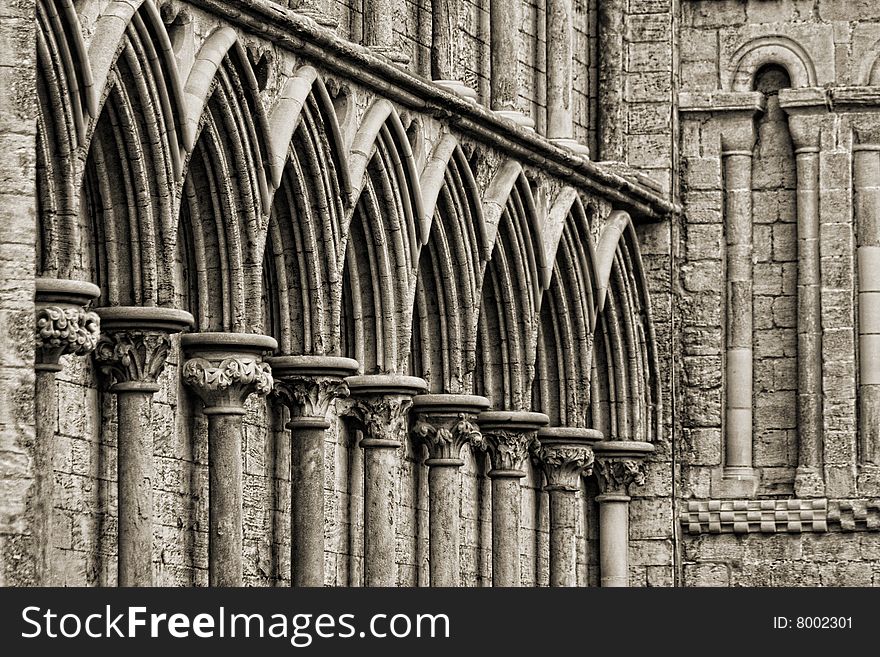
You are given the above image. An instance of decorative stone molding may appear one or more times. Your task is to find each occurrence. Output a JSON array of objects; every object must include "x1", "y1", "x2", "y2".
[
  {"x1": 35, "y1": 276, "x2": 102, "y2": 370},
  {"x1": 828, "y1": 500, "x2": 880, "y2": 532},
  {"x1": 533, "y1": 427, "x2": 602, "y2": 491},
  {"x1": 268, "y1": 355, "x2": 359, "y2": 422},
  {"x1": 682, "y1": 499, "x2": 880, "y2": 535},
  {"x1": 35, "y1": 306, "x2": 101, "y2": 366},
  {"x1": 343, "y1": 375, "x2": 427, "y2": 444},
  {"x1": 95, "y1": 331, "x2": 170, "y2": 387},
  {"x1": 593, "y1": 440, "x2": 654, "y2": 495},
  {"x1": 411, "y1": 394, "x2": 490, "y2": 463},
  {"x1": 478, "y1": 410, "x2": 549, "y2": 475},
  {"x1": 181, "y1": 333, "x2": 277, "y2": 412},
  {"x1": 682, "y1": 499, "x2": 829, "y2": 535},
  {"x1": 93, "y1": 307, "x2": 193, "y2": 388}
]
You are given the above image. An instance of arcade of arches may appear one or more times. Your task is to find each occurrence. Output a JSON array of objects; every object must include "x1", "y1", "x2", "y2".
[{"x1": 1, "y1": 0, "x2": 880, "y2": 587}]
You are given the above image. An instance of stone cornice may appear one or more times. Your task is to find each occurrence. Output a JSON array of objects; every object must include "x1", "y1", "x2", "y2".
[{"x1": 184, "y1": 0, "x2": 677, "y2": 221}]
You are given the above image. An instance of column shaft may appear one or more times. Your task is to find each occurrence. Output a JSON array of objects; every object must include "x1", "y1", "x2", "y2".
[
  {"x1": 431, "y1": 0, "x2": 454, "y2": 80},
  {"x1": 490, "y1": 0, "x2": 521, "y2": 111},
  {"x1": 597, "y1": 494, "x2": 630, "y2": 587},
  {"x1": 363, "y1": 0, "x2": 393, "y2": 48},
  {"x1": 794, "y1": 146, "x2": 824, "y2": 492},
  {"x1": 208, "y1": 412, "x2": 244, "y2": 587},
  {"x1": 117, "y1": 389, "x2": 155, "y2": 586},
  {"x1": 548, "y1": 488, "x2": 577, "y2": 587},
  {"x1": 290, "y1": 420, "x2": 327, "y2": 587},
  {"x1": 490, "y1": 474, "x2": 522, "y2": 587},
  {"x1": 856, "y1": 147, "x2": 880, "y2": 466},
  {"x1": 546, "y1": 0, "x2": 573, "y2": 140},
  {"x1": 429, "y1": 464, "x2": 460, "y2": 586},
  {"x1": 723, "y1": 149, "x2": 755, "y2": 477},
  {"x1": 597, "y1": 0, "x2": 624, "y2": 160},
  {"x1": 363, "y1": 442, "x2": 400, "y2": 586},
  {"x1": 33, "y1": 368, "x2": 58, "y2": 583}
]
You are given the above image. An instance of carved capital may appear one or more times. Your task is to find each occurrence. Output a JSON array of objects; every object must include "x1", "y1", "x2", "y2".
[
  {"x1": 533, "y1": 443, "x2": 595, "y2": 491},
  {"x1": 344, "y1": 396, "x2": 413, "y2": 445},
  {"x1": 182, "y1": 357, "x2": 273, "y2": 411},
  {"x1": 35, "y1": 306, "x2": 100, "y2": 367},
  {"x1": 94, "y1": 331, "x2": 171, "y2": 389},
  {"x1": 595, "y1": 458, "x2": 646, "y2": 495},
  {"x1": 274, "y1": 376, "x2": 350, "y2": 420},
  {"x1": 718, "y1": 112, "x2": 759, "y2": 154},
  {"x1": 484, "y1": 429, "x2": 538, "y2": 474},
  {"x1": 413, "y1": 413, "x2": 483, "y2": 462}
]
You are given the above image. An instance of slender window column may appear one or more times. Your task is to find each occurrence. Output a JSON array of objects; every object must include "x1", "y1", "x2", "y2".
[
  {"x1": 94, "y1": 307, "x2": 193, "y2": 586},
  {"x1": 719, "y1": 109, "x2": 761, "y2": 495},
  {"x1": 363, "y1": 0, "x2": 409, "y2": 63},
  {"x1": 781, "y1": 101, "x2": 825, "y2": 498},
  {"x1": 533, "y1": 427, "x2": 601, "y2": 587},
  {"x1": 490, "y1": 0, "x2": 533, "y2": 130},
  {"x1": 267, "y1": 355, "x2": 359, "y2": 587},
  {"x1": 288, "y1": 0, "x2": 337, "y2": 27},
  {"x1": 33, "y1": 278, "x2": 100, "y2": 584},
  {"x1": 411, "y1": 394, "x2": 490, "y2": 586},
  {"x1": 430, "y1": 0, "x2": 477, "y2": 101},
  {"x1": 181, "y1": 333, "x2": 277, "y2": 586},
  {"x1": 593, "y1": 440, "x2": 653, "y2": 587},
  {"x1": 478, "y1": 410, "x2": 549, "y2": 587},
  {"x1": 343, "y1": 375, "x2": 427, "y2": 586},
  {"x1": 597, "y1": 0, "x2": 625, "y2": 161},
  {"x1": 546, "y1": 0, "x2": 589, "y2": 156},
  {"x1": 854, "y1": 134, "x2": 880, "y2": 471}
]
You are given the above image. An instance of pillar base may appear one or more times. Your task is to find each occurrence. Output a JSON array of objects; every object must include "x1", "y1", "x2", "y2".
[
  {"x1": 367, "y1": 45, "x2": 410, "y2": 65},
  {"x1": 794, "y1": 467, "x2": 825, "y2": 498},
  {"x1": 494, "y1": 110, "x2": 537, "y2": 133},
  {"x1": 712, "y1": 467, "x2": 759, "y2": 498},
  {"x1": 433, "y1": 80, "x2": 478, "y2": 103},
  {"x1": 550, "y1": 138, "x2": 591, "y2": 159}
]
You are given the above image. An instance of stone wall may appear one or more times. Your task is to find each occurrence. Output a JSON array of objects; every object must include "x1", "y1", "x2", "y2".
[
  {"x1": 0, "y1": 0, "x2": 37, "y2": 587},
  {"x1": 676, "y1": 0, "x2": 880, "y2": 586}
]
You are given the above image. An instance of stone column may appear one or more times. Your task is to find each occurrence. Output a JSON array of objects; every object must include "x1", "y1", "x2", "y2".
[
  {"x1": 267, "y1": 355, "x2": 359, "y2": 587},
  {"x1": 181, "y1": 332, "x2": 277, "y2": 586},
  {"x1": 478, "y1": 410, "x2": 549, "y2": 587},
  {"x1": 782, "y1": 99, "x2": 825, "y2": 498},
  {"x1": 411, "y1": 394, "x2": 490, "y2": 586},
  {"x1": 490, "y1": 0, "x2": 533, "y2": 130},
  {"x1": 597, "y1": 0, "x2": 624, "y2": 161},
  {"x1": 343, "y1": 374, "x2": 427, "y2": 586},
  {"x1": 854, "y1": 132, "x2": 880, "y2": 470},
  {"x1": 363, "y1": 0, "x2": 409, "y2": 64},
  {"x1": 288, "y1": 0, "x2": 337, "y2": 27},
  {"x1": 430, "y1": 1, "x2": 477, "y2": 102},
  {"x1": 533, "y1": 427, "x2": 601, "y2": 587},
  {"x1": 93, "y1": 307, "x2": 193, "y2": 586},
  {"x1": 546, "y1": 0, "x2": 589, "y2": 156},
  {"x1": 593, "y1": 440, "x2": 652, "y2": 587},
  {"x1": 719, "y1": 107, "x2": 761, "y2": 495},
  {"x1": 33, "y1": 277, "x2": 100, "y2": 584}
]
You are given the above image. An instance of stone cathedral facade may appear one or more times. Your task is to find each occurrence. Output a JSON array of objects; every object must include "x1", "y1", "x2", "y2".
[{"x1": 1, "y1": 0, "x2": 879, "y2": 588}]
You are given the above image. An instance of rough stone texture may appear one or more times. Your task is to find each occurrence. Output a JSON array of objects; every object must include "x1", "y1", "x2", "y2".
[
  {"x1": 6, "y1": 0, "x2": 880, "y2": 589},
  {"x1": 0, "y1": 0, "x2": 37, "y2": 587}
]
